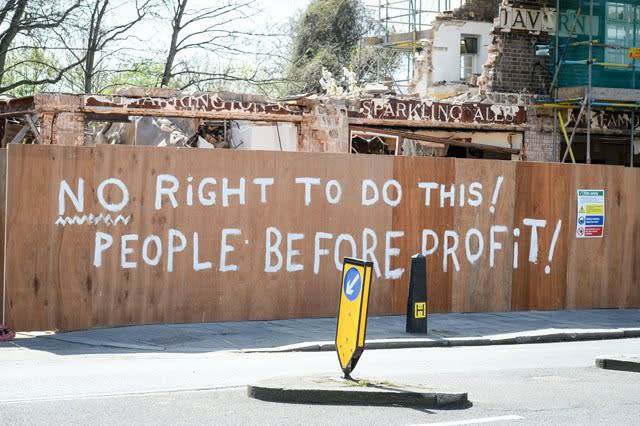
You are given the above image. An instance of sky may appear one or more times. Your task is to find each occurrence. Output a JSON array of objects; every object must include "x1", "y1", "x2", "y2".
[
  {"x1": 133, "y1": 0, "x2": 312, "y2": 63},
  {"x1": 110, "y1": 0, "x2": 466, "y2": 93},
  {"x1": 129, "y1": 0, "x2": 466, "y2": 62},
  {"x1": 256, "y1": 0, "x2": 311, "y2": 23}
]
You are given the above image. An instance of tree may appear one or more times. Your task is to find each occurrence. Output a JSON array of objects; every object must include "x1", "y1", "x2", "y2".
[
  {"x1": 1, "y1": 44, "x2": 62, "y2": 96},
  {"x1": 99, "y1": 60, "x2": 164, "y2": 93},
  {"x1": 451, "y1": 0, "x2": 500, "y2": 22},
  {"x1": 159, "y1": 0, "x2": 264, "y2": 90},
  {"x1": 284, "y1": 0, "x2": 395, "y2": 94},
  {"x1": 56, "y1": 0, "x2": 154, "y2": 93},
  {"x1": 0, "y1": 0, "x2": 298, "y2": 96},
  {"x1": 0, "y1": 0, "x2": 82, "y2": 94}
]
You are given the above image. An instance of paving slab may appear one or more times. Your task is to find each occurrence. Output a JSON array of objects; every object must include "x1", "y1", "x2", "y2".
[
  {"x1": 247, "y1": 376, "x2": 468, "y2": 408},
  {"x1": 4, "y1": 308, "x2": 639, "y2": 354}
]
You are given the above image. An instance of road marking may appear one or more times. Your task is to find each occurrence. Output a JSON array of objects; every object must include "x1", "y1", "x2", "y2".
[
  {"x1": 0, "y1": 385, "x2": 244, "y2": 405},
  {"x1": 409, "y1": 415, "x2": 524, "y2": 426}
]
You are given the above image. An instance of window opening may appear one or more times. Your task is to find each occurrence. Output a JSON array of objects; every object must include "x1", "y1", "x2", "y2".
[{"x1": 460, "y1": 36, "x2": 478, "y2": 81}]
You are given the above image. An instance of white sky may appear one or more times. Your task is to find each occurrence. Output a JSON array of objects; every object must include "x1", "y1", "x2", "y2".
[
  {"x1": 117, "y1": 0, "x2": 464, "y2": 92},
  {"x1": 130, "y1": 0, "x2": 464, "y2": 60},
  {"x1": 255, "y1": 0, "x2": 311, "y2": 23},
  {"x1": 131, "y1": 0, "x2": 311, "y2": 60}
]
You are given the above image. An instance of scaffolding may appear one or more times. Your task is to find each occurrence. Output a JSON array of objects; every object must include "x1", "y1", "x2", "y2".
[
  {"x1": 364, "y1": 0, "x2": 466, "y2": 93},
  {"x1": 545, "y1": 0, "x2": 640, "y2": 166}
]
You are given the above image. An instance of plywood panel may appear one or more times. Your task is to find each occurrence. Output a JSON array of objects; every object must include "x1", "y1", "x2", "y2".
[
  {"x1": 567, "y1": 165, "x2": 639, "y2": 309},
  {"x1": 0, "y1": 148, "x2": 5, "y2": 324},
  {"x1": 392, "y1": 156, "x2": 456, "y2": 313},
  {"x1": 87, "y1": 146, "x2": 396, "y2": 327},
  {"x1": 512, "y1": 162, "x2": 571, "y2": 311},
  {"x1": 630, "y1": 169, "x2": 640, "y2": 307},
  {"x1": 599, "y1": 166, "x2": 635, "y2": 308},
  {"x1": 3, "y1": 144, "x2": 640, "y2": 331},
  {"x1": 5, "y1": 145, "x2": 95, "y2": 330},
  {"x1": 566, "y1": 164, "x2": 610, "y2": 309},
  {"x1": 452, "y1": 159, "x2": 516, "y2": 312}
]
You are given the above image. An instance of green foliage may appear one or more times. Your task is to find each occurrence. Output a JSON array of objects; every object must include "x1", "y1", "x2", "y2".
[
  {"x1": 3, "y1": 44, "x2": 61, "y2": 96},
  {"x1": 291, "y1": 0, "x2": 364, "y2": 62},
  {"x1": 451, "y1": 0, "x2": 501, "y2": 21},
  {"x1": 286, "y1": 0, "x2": 360, "y2": 93},
  {"x1": 100, "y1": 61, "x2": 165, "y2": 94},
  {"x1": 285, "y1": 0, "x2": 395, "y2": 94}
]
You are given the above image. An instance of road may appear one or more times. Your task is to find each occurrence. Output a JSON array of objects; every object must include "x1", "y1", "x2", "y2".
[{"x1": 1, "y1": 338, "x2": 639, "y2": 425}]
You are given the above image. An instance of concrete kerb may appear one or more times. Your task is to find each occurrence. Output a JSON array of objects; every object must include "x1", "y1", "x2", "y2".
[
  {"x1": 595, "y1": 356, "x2": 640, "y2": 373},
  {"x1": 241, "y1": 329, "x2": 640, "y2": 353},
  {"x1": 247, "y1": 376, "x2": 469, "y2": 408},
  {"x1": 623, "y1": 329, "x2": 640, "y2": 338},
  {"x1": 18, "y1": 322, "x2": 640, "y2": 353}
]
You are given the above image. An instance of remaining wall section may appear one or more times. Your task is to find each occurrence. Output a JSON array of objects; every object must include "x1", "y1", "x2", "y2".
[
  {"x1": 524, "y1": 107, "x2": 557, "y2": 162},
  {"x1": 299, "y1": 98, "x2": 350, "y2": 153},
  {"x1": 3, "y1": 145, "x2": 639, "y2": 331},
  {"x1": 481, "y1": 0, "x2": 553, "y2": 95},
  {"x1": 485, "y1": 31, "x2": 551, "y2": 94}
]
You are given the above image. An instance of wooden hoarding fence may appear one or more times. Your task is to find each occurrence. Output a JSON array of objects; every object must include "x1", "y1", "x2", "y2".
[{"x1": 2, "y1": 145, "x2": 639, "y2": 331}]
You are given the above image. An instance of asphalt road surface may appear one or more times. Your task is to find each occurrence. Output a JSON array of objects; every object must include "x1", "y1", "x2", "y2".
[{"x1": 1, "y1": 338, "x2": 639, "y2": 425}]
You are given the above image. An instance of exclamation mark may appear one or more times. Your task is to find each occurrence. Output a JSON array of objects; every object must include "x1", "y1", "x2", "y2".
[
  {"x1": 512, "y1": 228, "x2": 520, "y2": 269},
  {"x1": 489, "y1": 175, "x2": 504, "y2": 214},
  {"x1": 545, "y1": 220, "x2": 562, "y2": 275}
]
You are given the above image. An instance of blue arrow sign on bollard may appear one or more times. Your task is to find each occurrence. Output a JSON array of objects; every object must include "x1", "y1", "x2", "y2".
[{"x1": 335, "y1": 257, "x2": 373, "y2": 378}]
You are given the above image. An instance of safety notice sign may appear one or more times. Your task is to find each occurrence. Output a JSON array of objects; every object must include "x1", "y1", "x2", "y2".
[{"x1": 576, "y1": 189, "x2": 605, "y2": 238}]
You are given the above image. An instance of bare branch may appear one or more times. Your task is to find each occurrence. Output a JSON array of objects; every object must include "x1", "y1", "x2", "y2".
[
  {"x1": 0, "y1": 1, "x2": 19, "y2": 26},
  {"x1": 179, "y1": 1, "x2": 252, "y2": 29},
  {"x1": 0, "y1": 54, "x2": 84, "y2": 93},
  {"x1": 160, "y1": 0, "x2": 260, "y2": 88},
  {"x1": 0, "y1": 0, "x2": 83, "y2": 93}
]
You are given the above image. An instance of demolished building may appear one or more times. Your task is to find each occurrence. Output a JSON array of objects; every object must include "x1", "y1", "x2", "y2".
[
  {"x1": 1, "y1": 1, "x2": 640, "y2": 332},
  {"x1": 0, "y1": 87, "x2": 525, "y2": 161},
  {"x1": 2, "y1": 1, "x2": 636, "y2": 167}
]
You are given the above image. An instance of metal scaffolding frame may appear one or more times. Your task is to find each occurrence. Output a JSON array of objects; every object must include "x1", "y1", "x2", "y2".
[
  {"x1": 364, "y1": 0, "x2": 466, "y2": 93},
  {"x1": 546, "y1": 0, "x2": 639, "y2": 167}
]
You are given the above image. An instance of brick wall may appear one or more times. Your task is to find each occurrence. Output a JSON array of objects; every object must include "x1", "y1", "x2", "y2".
[
  {"x1": 523, "y1": 107, "x2": 557, "y2": 162},
  {"x1": 486, "y1": 31, "x2": 552, "y2": 95},
  {"x1": 35, "y1": 93, "x2": 85, "y2": 146},
  {"x1": 299, "y1": 98, "x2": 350, "y2": 153},
  {"x1": 480, "y1": 1, "x2": 556, "y2": 160},
  {"x1": 43, "y1": 112, "x2": 85, "y2": 146},
  {"x1": 480, "y1": 1, "x2": 553, "y2": 95}
]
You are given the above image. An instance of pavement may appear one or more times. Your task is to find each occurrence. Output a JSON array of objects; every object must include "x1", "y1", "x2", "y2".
[
  {"x1": 6, "y1": 308, "x2": 640, "y2": 354},
  {"x1": 4, "y1": 308, "x2": 639, "y2": 407}
]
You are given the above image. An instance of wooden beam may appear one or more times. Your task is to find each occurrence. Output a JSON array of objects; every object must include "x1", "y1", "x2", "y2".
[
  {"x1": 24, "y1": 114, "x2": 43, "y2": 144},
  {"x1": 0, "y1": 110, "x2": 36, "y2": 118},
  {"x1": 9, "y1": 125, "x2": 29, "y2": 144},
  {"x1": 558, "y1": 86, "x2": 640, "y2": 102},
  {"x1": 350, "y1": 125, "x2": 520, "y2": 155},
  {"x1": 363, "y1": 30, "x2": 431, "y2": 46},
  {"x1": 82, "y1": 107, "x2": 303, "y2": 123},
  {"x1": 85, "y1": 113, "x2": 132, "y2": 122},
  {"x1": 348, "y1": 117, "x2": 526, "y2": 132}
]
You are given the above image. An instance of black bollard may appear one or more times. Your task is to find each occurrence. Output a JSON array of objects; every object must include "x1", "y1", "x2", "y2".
[{"x1": 406, "y1": 254, "x2": 427, "y2": 333}]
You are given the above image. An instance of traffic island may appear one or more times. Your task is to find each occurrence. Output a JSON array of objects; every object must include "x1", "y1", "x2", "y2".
[
  {"x1": 247, "y1": 376, "x2": 468, "y2": 408},
  {"x1": 595, "y1": 355, "x2": 640, "y2": 373}
]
